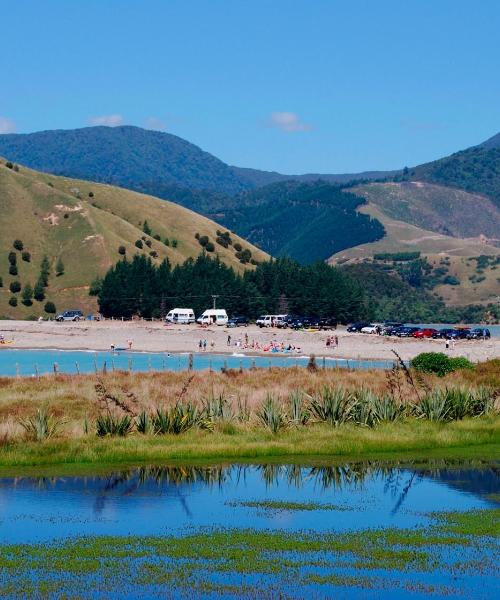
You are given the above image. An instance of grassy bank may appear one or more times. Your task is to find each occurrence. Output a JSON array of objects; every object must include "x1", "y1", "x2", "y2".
[
  {"x1": 0, "y1": 363, "x2": 498, "y2": 470},
  {"x1": 1, "y1": 418, "x2": 499, "y2": 470}
]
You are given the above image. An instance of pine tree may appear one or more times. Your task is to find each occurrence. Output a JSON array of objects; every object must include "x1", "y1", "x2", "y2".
[
  {"x1": 56, "y1": 257, "x2": 65, "y2": 277},
  {"x1": 22, "y1": 283, "x2": 33, "y2": 306},
  {"x1": 39, "y1": 255, "x2": 50, "y2": 287},
  {"x1": 33, "y1": 279, "x2": 45, "y2": 301}
]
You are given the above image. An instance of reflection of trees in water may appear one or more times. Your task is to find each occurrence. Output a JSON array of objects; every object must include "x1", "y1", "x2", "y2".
[{"x1": 5, "y1": 459, "x2": 497, "y2": 515}]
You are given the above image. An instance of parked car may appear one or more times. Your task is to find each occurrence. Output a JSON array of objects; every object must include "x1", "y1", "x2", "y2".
[
  {"x1": 413, "y1": 328, "x2": 438, "y2": 338},
  {"x1": 361, "y1": 324, "x2": 379, "y2": 334},
  {"x1": 467, "y1": 327, "x2": 491, "y2": 339},
  {"x1": 315, "y1": 317, "x2": 337, "y2": 330},
  {"x1": 256, "y1": 315, "x2": 274, "y2": 327},
  {"x1": 55, "y1": 310, "x2": 83, "y2": 322},
  {"x1": 382, "y1": 322, "x2": 404, "y2": 335},
  {"x1": 395, "y1": 326, "x2": 420, "y2": 337},
  {"x1": 432, "y1": 328, "x2": 456, "y2": 339},
  {"x1": 347, "y1": 321, "x2": 371, "y2": 333},
  {"x1": 449, "y1": 328, "x2": 471, "y2": 339},
  {"x1": 227, "y1": 316, "x2": 249, "y2": 327}
]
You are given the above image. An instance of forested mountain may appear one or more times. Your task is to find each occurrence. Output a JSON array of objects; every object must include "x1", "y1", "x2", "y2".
[
  {"x1": 0, "y1": 126, "x2": 249, "y2": 195},
  {"x1": 402, "y1": 137, "x2": 500, "y2": 208},
  {"x1": 0, "y1": 126, "x2": 390, "y2": 201},
  {"x1": 214, "y1": 181, "x2": 385, "y2": 263}
]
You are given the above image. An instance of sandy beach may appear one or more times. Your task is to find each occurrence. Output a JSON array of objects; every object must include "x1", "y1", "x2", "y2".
[{"x1": 0, "y1": 320, "x2": 498, "y2": 362}]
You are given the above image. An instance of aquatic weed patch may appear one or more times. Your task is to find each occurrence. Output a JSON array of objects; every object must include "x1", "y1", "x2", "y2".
[
  {"x1": 226, "y1": 499, "x2": 352, "y2": 512},
  {"x1": 0, "y1": 509, "x2": 498, "y2": 597}
]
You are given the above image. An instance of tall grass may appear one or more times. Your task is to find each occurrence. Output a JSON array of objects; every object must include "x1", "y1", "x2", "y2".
[
  {"x1": 288, "y1": 390, "x2": 310, "y2": 426},
  {"x1": 152, "y1": 403, "x2": 200, "y2": 435},
  {"x1": 95, "y1": 414, "x2": 133, "y2": 437},
  {"x1": 19, "y1": 408, "x2": 61, "y2": 441},
  {"x1": 257, "y1": 394, "x2": 288, "y2": 434},
  {"x1": 309, "y1": 387, "x2": 353, "y2": 427}
]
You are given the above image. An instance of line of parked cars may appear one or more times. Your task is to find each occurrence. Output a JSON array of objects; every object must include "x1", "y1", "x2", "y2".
[
  {"x1": 256, "y1": 314, "x2": 337, "y2": 330},
  {"x1": 347, "y1": 321, "x2": 491, "y2": 340}
]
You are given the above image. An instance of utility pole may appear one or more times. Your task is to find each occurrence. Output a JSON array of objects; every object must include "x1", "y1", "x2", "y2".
[{"x1": 211, "y1": 294, "x2": 219, "y2": 309}]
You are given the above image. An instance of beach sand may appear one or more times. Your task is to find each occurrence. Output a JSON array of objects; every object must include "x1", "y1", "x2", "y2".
[{"x1": 0, "y1": 320, "x2": 498, "y2": 362}]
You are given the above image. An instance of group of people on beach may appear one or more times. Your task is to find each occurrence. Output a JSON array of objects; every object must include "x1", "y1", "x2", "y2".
[
  {"x1": 325, "y1": 335, "x2": 339, "y2": 349},
  {"x1": 225, "y1": 333, "x2": 301, "y2": 354}
]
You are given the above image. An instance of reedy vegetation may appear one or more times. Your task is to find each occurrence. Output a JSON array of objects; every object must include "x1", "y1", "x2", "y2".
[{"x1": 1, "y1": 361, "x2": 498, "y2": 444}]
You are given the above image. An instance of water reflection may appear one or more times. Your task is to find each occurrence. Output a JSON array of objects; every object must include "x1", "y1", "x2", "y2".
[{"x1": 3, "y1": 458, "x2": 498, "y2": 512}]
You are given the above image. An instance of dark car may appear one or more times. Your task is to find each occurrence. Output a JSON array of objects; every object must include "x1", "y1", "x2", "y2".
[
  {"x1": 432, "y1": 328, "x2": 456, "y2": 339},
  {"x1": 449, "y1": 328, "x2": 471, "y2": 339},
  {"x1": 383, "y1": 323, "x2": 405, "y2": 336},
  {"x1": 290, "y1": 316, "x2": 315, "y2": 329},
  {"x1": 347, "y1": 321, "x2": 371, "y2": 333},
  {"x1": 395, "y1": 326, "x2": 420, "y2": 337},
  {"x1": 467, "y1": 328, "x2": 491, "y2": 339},
  {"x1": 227, "y1": 316, "x2": 249, "y2": 327},
  {"x1": 315, "y1": 317, "x2": 337, "y2": 330}
]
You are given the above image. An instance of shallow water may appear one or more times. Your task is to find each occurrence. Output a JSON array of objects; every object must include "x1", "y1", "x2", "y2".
[
  {"x1": 0, "y1": 459, "x2": 498, "y2": 598},
  {"x1": 0, "y1": 348, "x2": 394, "y2": 376}
]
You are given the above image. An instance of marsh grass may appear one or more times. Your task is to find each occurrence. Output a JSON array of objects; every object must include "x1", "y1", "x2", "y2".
[
  {"x1": 256, "y1": 394, "x2": 288, "y2": 434},
  {"x1": 19, "y1": 408, "x2": 61, "y2": 441}
]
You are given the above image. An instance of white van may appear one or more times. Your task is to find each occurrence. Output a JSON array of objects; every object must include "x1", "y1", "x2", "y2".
[
  {"x1": 165, "y1": 308, "x2": 195, "y2": 324},
  {"x1": 196, "y1": 309, "x2": 228, "y2": 326}
]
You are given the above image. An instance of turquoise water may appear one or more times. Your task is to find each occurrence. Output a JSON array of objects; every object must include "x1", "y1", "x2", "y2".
[{"x1": 0, "y1": 348, "x2": 395, "y2": 377}]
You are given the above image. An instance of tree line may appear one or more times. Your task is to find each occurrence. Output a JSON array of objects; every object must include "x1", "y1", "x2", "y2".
[{"x1": 96, "y1": 253, "x2": 366, "y2": 322}]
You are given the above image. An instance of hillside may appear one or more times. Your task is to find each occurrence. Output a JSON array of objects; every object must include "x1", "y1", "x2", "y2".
[
  {"x1": 213, "y1": 180, "x2": 385, "y2": 263},
  {"x1": 402, "y1": 137, "x2": 500, "y2": 209},
  {"x1": 0, "y1": 160, "x2": 268, "y2": 318},
  {"x1": 351, "y1": 181, "x2": 500, "y2": 242},
  {"x1": 330, "y1": 202, "x2": 500, "y2": 306}
]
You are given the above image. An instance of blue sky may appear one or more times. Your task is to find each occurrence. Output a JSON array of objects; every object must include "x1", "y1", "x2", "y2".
[{"x1": 2, "y1": 0, "x2": 500, "y2": 173}]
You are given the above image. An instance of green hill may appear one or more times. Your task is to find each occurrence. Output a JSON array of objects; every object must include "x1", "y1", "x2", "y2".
[
  {"x1": 213, "y1": 180, "x2": 385, "y2": 263},
  {"x1": 401, "y1": 138, "x2": 500, "y2": 209},
  {"x1": 0, "y1": 160, "x2": 268, "y2": 318}
]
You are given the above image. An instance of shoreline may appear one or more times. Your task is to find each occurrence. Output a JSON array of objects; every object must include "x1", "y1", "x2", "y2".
[{"x1": 1, "y1": 320, "x2": 498, "y2": 362}]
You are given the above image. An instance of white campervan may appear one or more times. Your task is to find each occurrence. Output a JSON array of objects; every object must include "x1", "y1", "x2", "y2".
[
  {"x1": 196, "y1": 309, "x2": 228, "y2": 326},
  {"x1": 165, "y1": 308, "x2": 195, "y2": 324}
]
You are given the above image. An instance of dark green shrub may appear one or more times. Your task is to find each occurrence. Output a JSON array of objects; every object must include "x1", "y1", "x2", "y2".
[
  {"x1": 145, "y1": 239, "x2": 152, "y2": 248},
  {"x1": 411, "y1": 352, "x2": 474, "y2": 377},
  {"x1": 9, "y1": 281, "x2": 21, "y2": 293},
  {"x1": 88, "y1": 191, "x2": 94, "y2": 197},
  {"x1": 449, "y1": 357, "x2": 475, "y2": 371},
  {"x1": 55, "y1": 257, "x2": 65, "y2": 276},
  {"x1": 5, "y1": 161, "x2": 13, "y2": 169},
  {"x1": 135, "y1": 240, "x2": 143, "y2": 249},
  {"x1": 142, "y1": 220, "x2": 152, "y2": 236},
  {"x1": 205, "y1": 241, "x2": 215, "y2": 252},
  {"x1": 8, "y1": 252, "x2": 17, "y2": 265},
  {"x1": 118, "y1": 245, "x2": 126, "y2": 255},
  {"x1": 198, "y1": 235, "x2": 209, "y2": 247},
  {"x1": 22, "y1": 284, "x2": 33, "y2": 306},
  {"x1": 153, "y1": 234, "x2": 161, "y2": 241},
  {"x1": 44, "y1": 301, "x2": 56, "y2": 314},
  {"x1": 164, "y1": 238, "x2": 170, "y2": 246},
  {"x1": 21, "y1": 251, "x2": 31, "y2": 262},
  {"x1": 13, "y1": 240, "x2": 23, "y2": 251},
  {"x1": 0, "y1": 276, "x2": 2, "y2": 287},
  {"x1": 33, "y1": 280, "x2": 45, "y2": 301},
  {"x1": 9, "y1": 264, "x2": 18, "y2": 276},
  {"x1": 89, "y1": 278, "x2": 103, "y2": 297},
  {"x1": 149, "y1": 250, "x2": 158, "y2": 258},
  {"x1": 233, "y1": 242, "x2": 242, "y2": 252},
  {"x1": 171, "y1": 239, "x2": 178, "y2": 248},
  {"x1": 8, "y1": 296, "x2": 17, "y2": 307}
]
